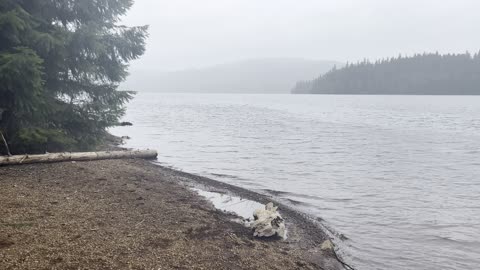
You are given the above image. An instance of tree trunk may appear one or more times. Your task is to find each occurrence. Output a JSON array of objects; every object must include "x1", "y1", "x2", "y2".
[
  {"x1": 0, "y1": 131, "x2": 11, "y2": 156},
  {"x1": 0, "y1": 150, "x2": 157, "y2": 166}
]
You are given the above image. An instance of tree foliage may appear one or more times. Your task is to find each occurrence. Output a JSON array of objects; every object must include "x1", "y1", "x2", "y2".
[
  {"x1": 293, "y1": 52, "x2": 480, "y2": 95},
  {"x1": 0, "y1": 0, "x2": 147, "y2": 154}
]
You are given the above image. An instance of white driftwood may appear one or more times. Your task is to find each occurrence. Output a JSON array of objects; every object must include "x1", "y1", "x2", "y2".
[
  {"x1": 251, "y1": 202, "x2": 286, "y2": 239},
  {"x1": 0, "y1": 150, "x2": 157, "y2": 166}
]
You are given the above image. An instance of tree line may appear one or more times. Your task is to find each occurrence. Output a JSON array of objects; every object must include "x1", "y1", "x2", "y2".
[
  {"x1": 0, "y1": 0, "x2": 147, "y2": 155},
  {"x1": 292, "y1": 52, "x2": 480, "y2": 95}
]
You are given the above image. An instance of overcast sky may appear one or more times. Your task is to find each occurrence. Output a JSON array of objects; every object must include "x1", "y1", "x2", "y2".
[{"x1": 122, "y1": 0, "x2": 480, "y2": 71}]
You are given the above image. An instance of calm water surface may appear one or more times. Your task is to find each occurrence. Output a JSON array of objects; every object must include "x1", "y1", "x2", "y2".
[{"x1": 111, "y1": 93, "x2": 480, "y2": 270}]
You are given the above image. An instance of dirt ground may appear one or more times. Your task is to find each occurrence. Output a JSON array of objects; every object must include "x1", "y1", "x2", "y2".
[{"x1": 0, "y1": 158, "x2": 343, "y2": 270}]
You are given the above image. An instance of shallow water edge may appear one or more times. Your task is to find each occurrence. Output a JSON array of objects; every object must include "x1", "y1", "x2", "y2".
[{"x1": 150, "y1": 160, "x2": 353, "y2": 269}]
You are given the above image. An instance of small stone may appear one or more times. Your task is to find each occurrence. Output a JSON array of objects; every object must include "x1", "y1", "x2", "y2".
[
  {"x1": 321, "y1": 239, "x2": 334, "y2": 250},
  {"x1": 296, "y1": 261, "x2": 307, "y2": 267}
]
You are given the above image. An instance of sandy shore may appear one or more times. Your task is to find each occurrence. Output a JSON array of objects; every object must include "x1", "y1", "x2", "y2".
[{"x1": 0, "y1": 158, "x2": 345, "y2": 269}]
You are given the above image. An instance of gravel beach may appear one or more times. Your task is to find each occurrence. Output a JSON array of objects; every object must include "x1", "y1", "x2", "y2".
[{"x1": 0, "y1": 158, "x2": 345, "y2": 270}]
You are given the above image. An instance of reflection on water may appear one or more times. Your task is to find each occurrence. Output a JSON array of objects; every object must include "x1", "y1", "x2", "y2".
[
  {"x1": 111, "y1": 93, "x2": 480, "y2": 270},
  {"x1": 191, "y1": 188, "x2": 264, "y2": 220}
]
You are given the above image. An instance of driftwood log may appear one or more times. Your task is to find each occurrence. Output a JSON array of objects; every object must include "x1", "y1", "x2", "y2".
[{"x1": 0, "y1": 150, "x2": 157, "y2": 166}]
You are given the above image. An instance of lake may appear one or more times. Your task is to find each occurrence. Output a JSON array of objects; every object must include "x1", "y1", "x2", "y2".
[{"x1": 111, "y1": 93, "x2": 480, "y2": 270}]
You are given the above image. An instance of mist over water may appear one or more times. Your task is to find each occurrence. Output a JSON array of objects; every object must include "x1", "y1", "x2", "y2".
[{"x1": 112, "y1": 93, "x2": 480, "y2": 270}]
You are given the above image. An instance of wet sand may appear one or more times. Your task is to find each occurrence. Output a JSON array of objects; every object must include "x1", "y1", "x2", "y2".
[{"x1": 0, "y1": 158, "x2": 345, "y2": 269}]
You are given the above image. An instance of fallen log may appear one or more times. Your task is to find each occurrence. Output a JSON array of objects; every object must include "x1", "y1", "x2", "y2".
[{"x1": 0, "y1": 150, "x2": 157, "y2": 166}]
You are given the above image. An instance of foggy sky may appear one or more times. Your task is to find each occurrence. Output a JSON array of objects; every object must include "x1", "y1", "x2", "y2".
[{"x1": 122, "y1": 0, "x2": 480, "y2": 71}]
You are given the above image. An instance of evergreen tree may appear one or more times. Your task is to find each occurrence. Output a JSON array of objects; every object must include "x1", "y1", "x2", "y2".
[{"x1": 0, "y1": 0, "x2": 147, "y2": 154}]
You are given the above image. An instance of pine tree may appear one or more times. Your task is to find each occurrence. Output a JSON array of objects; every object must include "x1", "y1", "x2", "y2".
[{"x1": 0, "y1": 0, "x2": 147, "y2": 154}]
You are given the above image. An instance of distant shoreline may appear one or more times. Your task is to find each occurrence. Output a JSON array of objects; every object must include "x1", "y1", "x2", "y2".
[
  {"x1": 291, "y1": 93, "x2": 480, "y2": 96},
  {"x1": 129, "y1": 91, "x2": 480, "y2": 96}
]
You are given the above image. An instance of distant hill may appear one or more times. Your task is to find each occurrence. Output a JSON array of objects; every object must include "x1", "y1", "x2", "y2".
[
  {"x1": 122, "y1": 58, "x2": 341, "y2": 93},
  {"x1": 293, "y1": 52, "x2": 480, "y2": 95}
]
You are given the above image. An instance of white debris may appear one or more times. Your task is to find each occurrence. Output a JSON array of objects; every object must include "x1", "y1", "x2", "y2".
[
  {"x1": 251, "y1": 202, "x2": 286, "y2": 239},
  {"x1": 321, "y1": 239, "x2": 334, "y2": 250}
]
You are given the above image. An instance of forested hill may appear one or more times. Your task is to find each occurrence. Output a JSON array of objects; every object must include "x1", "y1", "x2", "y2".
[
  {"x1": 123, "y1": 58, "x2": 340, "y2": 93},
  {"x1": 292, "y1": 52, "x2": 480, "y2": 95}
]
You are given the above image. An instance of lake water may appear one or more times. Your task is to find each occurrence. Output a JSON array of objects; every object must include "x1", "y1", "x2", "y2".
[{"x1": 111, "y1": 93, "x2": 480, "y2": 270}]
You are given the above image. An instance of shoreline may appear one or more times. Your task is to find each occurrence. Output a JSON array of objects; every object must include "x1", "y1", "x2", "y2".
[
  {"x1": 155, "y1": 162, "x2": 350, "y2": 265},
  {"x1": 0, "y1": 156, "x2": 346, "y2": 269}
]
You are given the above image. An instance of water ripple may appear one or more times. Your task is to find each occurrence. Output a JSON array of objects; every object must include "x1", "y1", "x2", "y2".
[{"x1": 111, "y1": 93, "x2": 480, "y2": 270}]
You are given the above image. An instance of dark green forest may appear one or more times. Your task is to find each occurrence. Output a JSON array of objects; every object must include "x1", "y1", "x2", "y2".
[
  {"x1": 292, "y1": 52, "x2": 480, "y2": 95},
  {"x1": 0, "y1": 0, "x2": 147, "y2": 155}
]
